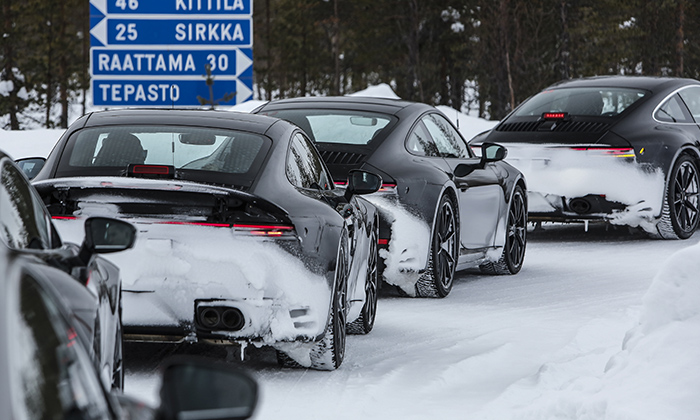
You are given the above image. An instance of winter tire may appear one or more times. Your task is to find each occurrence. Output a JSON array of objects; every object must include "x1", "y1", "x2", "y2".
[
  {"x1": 416, "y1": 194, "x2": 458, "y2": 298},
  {"x1": 309, "y1": 231, "x2": 349, "y2": 370},
  {"x1": 347, "y1": 222, "x2": 378, "y2": 335},
  {"x1": 654, "y1": 154, "x2": 699, "y2": 239},
  {"x1": 480, "y1": 185, "x2": 527, "y2": 275}
]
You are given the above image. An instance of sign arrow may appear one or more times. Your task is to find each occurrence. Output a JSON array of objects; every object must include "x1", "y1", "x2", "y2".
[{"x1": 236, "y1": 49, "x2": 252, "y2": 77}]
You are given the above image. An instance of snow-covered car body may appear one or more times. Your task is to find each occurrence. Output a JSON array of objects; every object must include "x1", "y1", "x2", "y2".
[
  {"x1": 471, "y1": 76, "x2": 700, "y2": 239},
  {"x1": 31, "y1": 109, "x2": 380, "y2": 369},
  {"x1": 0, "y1": 151, "x2": 135, "y2": 390},
  {"x1": 255, "y1": 97, "x2": 527, "y2": 298},
  {"x1": 0, "y1": 256, "x2": 259, "y2": 420}
]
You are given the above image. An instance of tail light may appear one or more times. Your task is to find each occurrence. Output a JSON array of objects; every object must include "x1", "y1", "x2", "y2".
[
  {"x1": 570, "y1": 147, "x2": 635, "y2": 158},
  {"x1": 232, "y1": 224, "x2": 296, "y2": 237},
  {"x1": 335, "y1": 180, "x2": 397, "y2": 193},
  {"x1": 156, "y1": 221, "x2": 232, "y2": 227},
  {"x1": 378, "y1": 183, "x2": 397, "y2": 192},
  {"x1": 155, "y1": 221, "x2": 296, "y2": 237}
]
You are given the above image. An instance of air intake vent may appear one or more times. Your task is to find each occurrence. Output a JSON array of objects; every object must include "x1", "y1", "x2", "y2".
[
  {"x1": 320, "y1": 150, "x2": 366, "y2": 165},
  {"x1": 497, "y1": 121, "x2": 540, "y2": 132},
  {"x1": 497, "y1": 120, "x2": 610, "y2": 133},
  {"x1": 552, "y1": 121, "x2": 610, "y2": 133}
]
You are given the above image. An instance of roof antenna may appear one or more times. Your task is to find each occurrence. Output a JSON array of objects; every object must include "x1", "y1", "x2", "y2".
[{"x1": 456, "y1": 108, "x2": 460, "y2": 129}]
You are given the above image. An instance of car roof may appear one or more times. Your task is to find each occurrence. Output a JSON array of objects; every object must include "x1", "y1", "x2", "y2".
[
  {"x1": 545, "y1": 76, "x2": 700, "y2": 91},
  {"x1": 81, "y1": 108, "x2": 289, "y2": 135},
  {"x1": 259, "y1": 96, "x2": 429, "y2": 116}
]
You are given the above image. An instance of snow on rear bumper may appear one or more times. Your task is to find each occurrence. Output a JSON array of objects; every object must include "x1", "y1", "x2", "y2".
[
  {"x1": 53, "y1": 217, "x2": 332, "y2": 345},
  {"x1": 122, "y1": 292, "x2": 327, "y2": 345}
]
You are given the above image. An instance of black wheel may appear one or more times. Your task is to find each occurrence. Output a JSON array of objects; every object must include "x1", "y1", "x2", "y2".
[
  {"x1": 416, "y1": 194, "x2": 458, "y2": 298},
  {"x1": 480, "y1": 185, "x2": 527, "y2": 275},
  {"x1": 308, "y1": 232, "x2": 348, "y2": 370},
  {"x1": 655, "y1": 155, "x2": 699, "y2": 239},
  {"x1": 348, "y1": 222, "x2": 378, "y2": 335}
]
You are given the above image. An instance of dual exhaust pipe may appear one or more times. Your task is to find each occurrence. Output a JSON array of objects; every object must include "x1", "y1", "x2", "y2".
[{"x1": 196, "y1": 306, "x2": 245, "y2": 331}]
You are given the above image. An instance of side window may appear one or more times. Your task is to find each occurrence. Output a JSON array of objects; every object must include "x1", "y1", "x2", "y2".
[
  {"x1": 9, "y1": 274, "x2": 112, "y2": 420},
  {"x1": 286, "y1": 133, "x2": 332, "y2": 189},
  {"x1": 421, "y1": 114, "x2": 471, "y2": 158},
  {"x1": 406, "y1": 122, "x2": 440, "y2": 157},
  {"x1": 678, "y1": 86, "x2": 700, "y2": 122},
  {"x1": 0, "y1": 159, "x2": 53, "y2": 249},
  {"x1": 655, "y1": 94, "x2": 693, "y2": 123}
]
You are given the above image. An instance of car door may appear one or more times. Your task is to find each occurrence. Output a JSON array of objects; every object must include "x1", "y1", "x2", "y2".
[
  {"x1": 420, "y1": 113, "x2": 503, "y2": 250},
  {"x1": 0, "y1": 157, "x2": 117, "y2": 376}
]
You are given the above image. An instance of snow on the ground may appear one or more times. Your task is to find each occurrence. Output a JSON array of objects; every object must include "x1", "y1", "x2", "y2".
[
  {"x1": 4, "y1": 86, "x2": 699, "y2": 419},
  {"x1": 121, "y1": 224, "x2": 700, "y2": 420}
]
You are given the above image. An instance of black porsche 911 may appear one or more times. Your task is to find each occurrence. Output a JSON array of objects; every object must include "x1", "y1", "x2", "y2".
[
  {"x1": 0, "y1": 150, "x2": 135, "y2": 390},
  {"x1": 254, "y1": 97, "x2": 527, "y2": 298},
  {"x1": 1, "y1": 248, "x2": 259, "y2": 420},
  {"x1": 470, "y1": 76, "x2": 700, "y2": 239},
  {"x1": 29, "y1": 109, "x2": 381, "y2": 370}
]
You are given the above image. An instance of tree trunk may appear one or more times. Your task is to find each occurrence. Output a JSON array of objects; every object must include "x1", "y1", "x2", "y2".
[
  {"x1": 676, "y1": 0, "x2": 685, "y2": 76},
  {"x1": 2, "y1": 0, "x2": 20, "y2": 129}
]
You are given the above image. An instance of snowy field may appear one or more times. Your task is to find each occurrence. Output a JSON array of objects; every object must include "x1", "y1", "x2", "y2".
[
  {"x1": 122, "y1": 223, "x2": 700, "y2": 420},
  {"x1": 2, "y1": 86, "x2": 699, "y2": 419}
]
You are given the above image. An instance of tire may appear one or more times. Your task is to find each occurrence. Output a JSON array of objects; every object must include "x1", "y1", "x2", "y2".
[
  {"x1": 416, "y1": 194, "x2": 458, "y2": 298},
  {"x1": 308, "y1": 232, "x2": 349, "y2": 370},
  {"x1": 480, "y1": 185, "x2": 527, "y2": 275},
  {"x1": 348, "y1": 222, "x2": 378, "y2": 335},
  {"x1": 111, "y1": 314, "x2": 124, "y2": 390},
  {"x1": 654, "y1": 154, "x2": 699, "y2": 239}
]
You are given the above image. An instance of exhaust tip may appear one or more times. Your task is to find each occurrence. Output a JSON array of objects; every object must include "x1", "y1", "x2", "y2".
[
  {"x1": 222, "y1": 308, "x2": 245, "y2": 331},
  {"x1": 196, "y1": 305, "x2": 246, "y2": 331},
  {"x1": 199, "y1": 308, "x2": 221, "y2": 328},
  {"x1": 569, "y1": 197, "x2": 592, "y2": 214}
]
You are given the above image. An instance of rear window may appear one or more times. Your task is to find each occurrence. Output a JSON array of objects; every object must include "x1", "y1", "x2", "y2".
[
  {"x1": 261, "y1": 109, "x2": 395, "y2": 145},
  {"x1": 55, "y1": 125, "x2": 271, "y2": 188},
  {"x1": 514, "y1": 87, "x2": 648, "y2": 117}
]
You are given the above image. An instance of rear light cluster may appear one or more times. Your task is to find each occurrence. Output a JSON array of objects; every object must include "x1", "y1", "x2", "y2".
[
  {"x1": 232, "y1": 224, "x2": 296, "y2": 237},
  {"x1": 570, "y1": 147, "x2": 635, "y2": 158},
  {"x1": 157, "y1": 221, "x2": 296, "y2": 237},
  {"x1": 378, "y1": 183, "x2": 397, "y2": 192},
  {"x1": 335, "y1": 180, "x2": 397, "y2": 192}
]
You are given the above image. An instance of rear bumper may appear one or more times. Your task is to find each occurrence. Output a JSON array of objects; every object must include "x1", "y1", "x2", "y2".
[
  {"x1": 122, "y1": 293, "x2": 327, "y2": 345},
  {"x1": 528, "y1": 192, "x2": 628, "y2": 221}
]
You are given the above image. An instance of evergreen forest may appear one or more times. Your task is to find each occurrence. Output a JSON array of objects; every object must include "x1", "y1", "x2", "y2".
[{"x1": 1, "y1": 0, "x2": 699, "y2": 129}]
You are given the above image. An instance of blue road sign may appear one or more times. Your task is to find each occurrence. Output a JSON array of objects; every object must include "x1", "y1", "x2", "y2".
[
  {"x1": 107, "y1": 0, "x2": 252, "y2": 15},
  {"x1": 91, "y1": 48, "x2": 252, "y2": 76},
  {"x1": 104, "y1": 18, "x2": 251, "y2": 46},
  {"x1": 89, "y1": 0, "x2": 254, "y2": 107},
  {"x1": 92, "y1": 77, "x2": 253, "y2": 106}
]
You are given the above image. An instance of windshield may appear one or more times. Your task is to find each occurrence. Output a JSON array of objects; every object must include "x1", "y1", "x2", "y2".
[
  {"x1": 55, "y1": 125, "x2": 271, "y2": 188},
  {"x1": 261, "y1": 109, "x2": 394, "y2": 145},
  {"x1": 514, "y1": 87, "x2": 648, "y2": 117}
]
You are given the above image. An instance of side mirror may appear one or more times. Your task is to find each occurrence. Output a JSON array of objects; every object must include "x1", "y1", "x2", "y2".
[
  {"x1": 78, "y1": 217, "x2": 136, "y2": 263},
  {"x1": 481, "y1": 142, "x2": 507, "y2": 162},
  {"x1": 453, "y1": 143, "x2": 507, "y2": 178},
  {"x1": 344, "y1": 170, "x2": 382, "y2": 201},
  {"x1": 158, "y1": 358, "x2": 258, "y2": 420},
  {"x1": 15, "y1": 157, "x2": 46, "y2": 180}
]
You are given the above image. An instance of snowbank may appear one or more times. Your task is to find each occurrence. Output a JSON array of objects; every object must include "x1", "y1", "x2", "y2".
[
  {"x1": 0, "y1": 128, "x2": 64, "y2": 159},
  {"x1": 477, "y1": 241, "x2": 700, "y2": 420}
]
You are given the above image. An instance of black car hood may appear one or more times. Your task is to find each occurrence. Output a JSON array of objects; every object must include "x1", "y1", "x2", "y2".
[{"x1": 33, "y1": 177, "x2": 293, "y2": 226}]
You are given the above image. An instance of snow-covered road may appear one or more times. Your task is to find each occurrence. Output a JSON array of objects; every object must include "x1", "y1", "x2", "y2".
[{"x1": 124, "y1": 223, "x2": 700, "y2": 420}]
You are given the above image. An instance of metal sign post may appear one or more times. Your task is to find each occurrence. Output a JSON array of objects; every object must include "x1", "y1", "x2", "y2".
[{"x1": 89, "y1": 0, "x2": 253, "y2": 107}]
